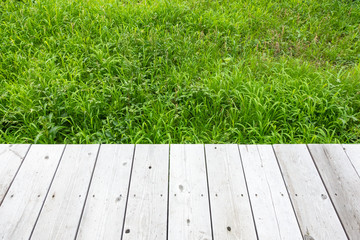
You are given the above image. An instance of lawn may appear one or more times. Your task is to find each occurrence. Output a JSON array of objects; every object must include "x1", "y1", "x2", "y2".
[{"x1": 0, "y1": 0, "x2": 359, "y2": 143}]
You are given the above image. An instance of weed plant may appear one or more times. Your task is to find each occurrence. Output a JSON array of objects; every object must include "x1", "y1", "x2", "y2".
[{"x1": 0, "y1": 0, "x2": 359, "y2": 143}]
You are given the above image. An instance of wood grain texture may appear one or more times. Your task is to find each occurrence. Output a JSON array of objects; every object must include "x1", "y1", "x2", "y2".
[
  {"x1": 168, "y1": 144, "x2": 212, "y2": 240},
  {"x1": 31, "y1": 144, "x2": 99, "y2": 240},
  {"x1": 122, "y1": 144, "x2": 169, "y2": 240},
  {"x1": 1, "y1": 144, "x2": 358, "y2": 239},
  {"x1": 240, "y1": 145, "x2": 302, "y2": 240},
  {"x1": 342, "y1": 144, "x2": 360, "y2": 177},
  {"x1": 0, "y1": 145, "x2": 64, "y2": 240},
  {"x1": 77, "y1": 144, "x2": 134, "y2": 240},
  {"x1": 273, "y1": 144, "x2": 347, "y2": 240},
  {"x1": 76, "y1": 145, "x2": 134, "y2": 240},
  {"x1": 308, "y1": 144, "x2": 360, "y2": 239},
  {"x1": 0, "y1": 144, "x2": 30, "y2": 204},
  {"x1": 205, "y1": 144, "x2": 256, "y2": 240}
]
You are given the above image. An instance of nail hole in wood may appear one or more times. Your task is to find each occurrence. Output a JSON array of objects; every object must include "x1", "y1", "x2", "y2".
[
  {"x1": 10, "y1": 194, "x2": 14, "y2": 198},
  {"x1": 215, "y1": 147, "x2": 217, "y2": 149},
  {"x1": 201, "y1": 194, "x2": 203, "y2": 197},
  {"x1": 88, "y1": 152, "x2": 92, "y2": 156},
  {"x1": 304, "y1": 234, "x2": 315, "y2": 240},
  {"x1": 93, "y1": 194, "x2": 95, "y2": 197},
  {"x1": 125, "y1": 229, "x2": 130, "y2": 234},
  {"x1": 187, "y1": 219, "x2": 190, "y2": 225},
  {"x1": 321, "y1": 194, "x2": 327, "y2": 200},
  {"x1": 160, "y1": 194, "x2": 163, "y2": 197},
  {"x1": 295, "y1": 194, "x2": 298, "y2": 196},
  {"x1": 37, "y1": 194, "x2": 40, "y2": 198},
  {"x1": 227, "y1": 226, "x2": 231, "y2": 232},
  {"x1": 148, "y1": 166, "x2": 152, "y2": 169},
  {"x1": 123, "y1": 162, "x2": 127, "y2": 166},
  {"x1": 241, "y1": 194, "x2": 243, "y2": 197},
  {"x1": 45, "y1": 156, "x2": 49, "y2": 159},
  {"x1": 255, "y1": 194, "x2": 257, "y2": 197},
  {"x1": 52, "y1": 194, "x2": 55, "y2": 198},
  {"x1": 79, "y1": 195, "x2": 81, "y2": 197},
  {"x1": 179, "y1": 185, "x2": 184, "y2": 191},
  {"x1": 215, "y1": 194, "x2": 218, "y2": 197},
  {"x1": 174, "y1": 194, "x2": 176, "y2": 197},
  {"x1": 133, "y1": 194, "x2": 136, "y2": 197}
]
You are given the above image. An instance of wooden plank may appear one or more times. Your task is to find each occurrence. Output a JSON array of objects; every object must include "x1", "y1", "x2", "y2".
[
  {"x1": 122, "y1": 144, "x2": 169, "y2": 240},
  {"x1": 239, "y1": 145, "x2": 302, "y2": 240},
  {"x1": 342, "y1": 144, "x2": 360, "y2": 176},
  {"x1": 168, "y1": 144, "x2": 212, "y2": 240},
  {"x1": 77, "y1": 144, "x2": 134, "y2": 240},
  {"x1": 205, "y1": 144, "x2": 256, "y2": 240},
  {"x1": 0, "y1": 144, "x2": 30, "y2": 204},
  {"x1": 30, "y1": 144, "x2": 99, "y2": 240},
  {"x1": 273, "y1": 144, "x2": 347, "y2": 240},
  {"x1": 0, "y1": 145, "x2": 64, "y2": 240},
  {"x1": 308, "y1": 144, "x2": 360, "y2": 239}
]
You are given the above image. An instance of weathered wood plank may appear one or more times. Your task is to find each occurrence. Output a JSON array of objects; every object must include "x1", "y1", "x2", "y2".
[
  {"x1": 308, "y1": 144, "x2": 360, "y2": 239},
  {"x1": 342, "y1": 144, "x2": 360, "y2": 176},
  {"x1": 77, "y1": 144, "x2": 134, "y2": 240},
  {"x1": 273, "y1": 144, "x2": 347, "y2": 240},
  {"x1": 122, "y1": 144, "x2": 169, "y2": 240},
  {"x1": 30, "y1": 144, "x2": 99, "y2": 240},
  {"x1": 0, "y1": 145, "x2": 64, "y2": 240},
  {"x1": 0, "y1": 144, "x2": 30, "y2": 204},
  {"x1": 205, "y1": 144, "x2": 256, "y2": 239},
  {"x1": 240, "y1": 145, "x2": 302, "y2": 240},
  {"x1": 168, "y1": 144, "x2": 212, "y2": 240}
]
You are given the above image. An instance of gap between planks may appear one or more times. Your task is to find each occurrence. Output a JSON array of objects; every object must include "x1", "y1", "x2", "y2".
[{"x1": 1, "y1": 144, "x2": 359, "y2": 240}]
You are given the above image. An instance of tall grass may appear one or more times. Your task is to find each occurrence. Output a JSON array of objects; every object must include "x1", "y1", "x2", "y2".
[{"x1": 0, "y1": 0, "x2": 359, "y2": 143}]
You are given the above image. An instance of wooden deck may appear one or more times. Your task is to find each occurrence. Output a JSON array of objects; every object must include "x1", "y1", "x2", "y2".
[{"x1": 0, "y1": 144, "x2": 359, "y2": 240}]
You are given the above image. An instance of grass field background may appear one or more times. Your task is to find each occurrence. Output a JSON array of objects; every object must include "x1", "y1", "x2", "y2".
[{"x1": 1, "y1": 0, "x2": 359, "y2": 143}]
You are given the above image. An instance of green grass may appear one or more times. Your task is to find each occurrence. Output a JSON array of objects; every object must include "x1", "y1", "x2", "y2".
[{"x1": 1, "y1": 0, "x2": 359, "y2": 143}]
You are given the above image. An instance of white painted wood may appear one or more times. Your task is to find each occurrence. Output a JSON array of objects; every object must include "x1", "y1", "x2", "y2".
[
  {"x1": 205, "y1": 144, "x2": 256, "y2": 240},
  {"x1": 122, "y1": 144, "x2": 169, "y2": 240},
  {"x1": 308, "y1": 144, "x2": 360, "y2": 239},
  {"x1": 31, "y1": 144, "x2": 99, "y2": 240},
  {"x1": 0, "y1": 145, "x2": 64, "y2": 240},
  {"x1": 342, "y1": 144, "x2": 360, "y2": 176},
  {"x1": 77, "y1": 144, "x2": 134, "y2": 240},
  {"x1": 168, "y1": 144, "x2": 212, "y2": 240},
  {"x1": 273, "y1": 144, "x2": 347, "y2": 240},
  {"x1": 240, "y1": 145, "x2": 302, "y2": 240},
  {"x1": 0, "y1": 144, "x2": 30, "y2": 203}
]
